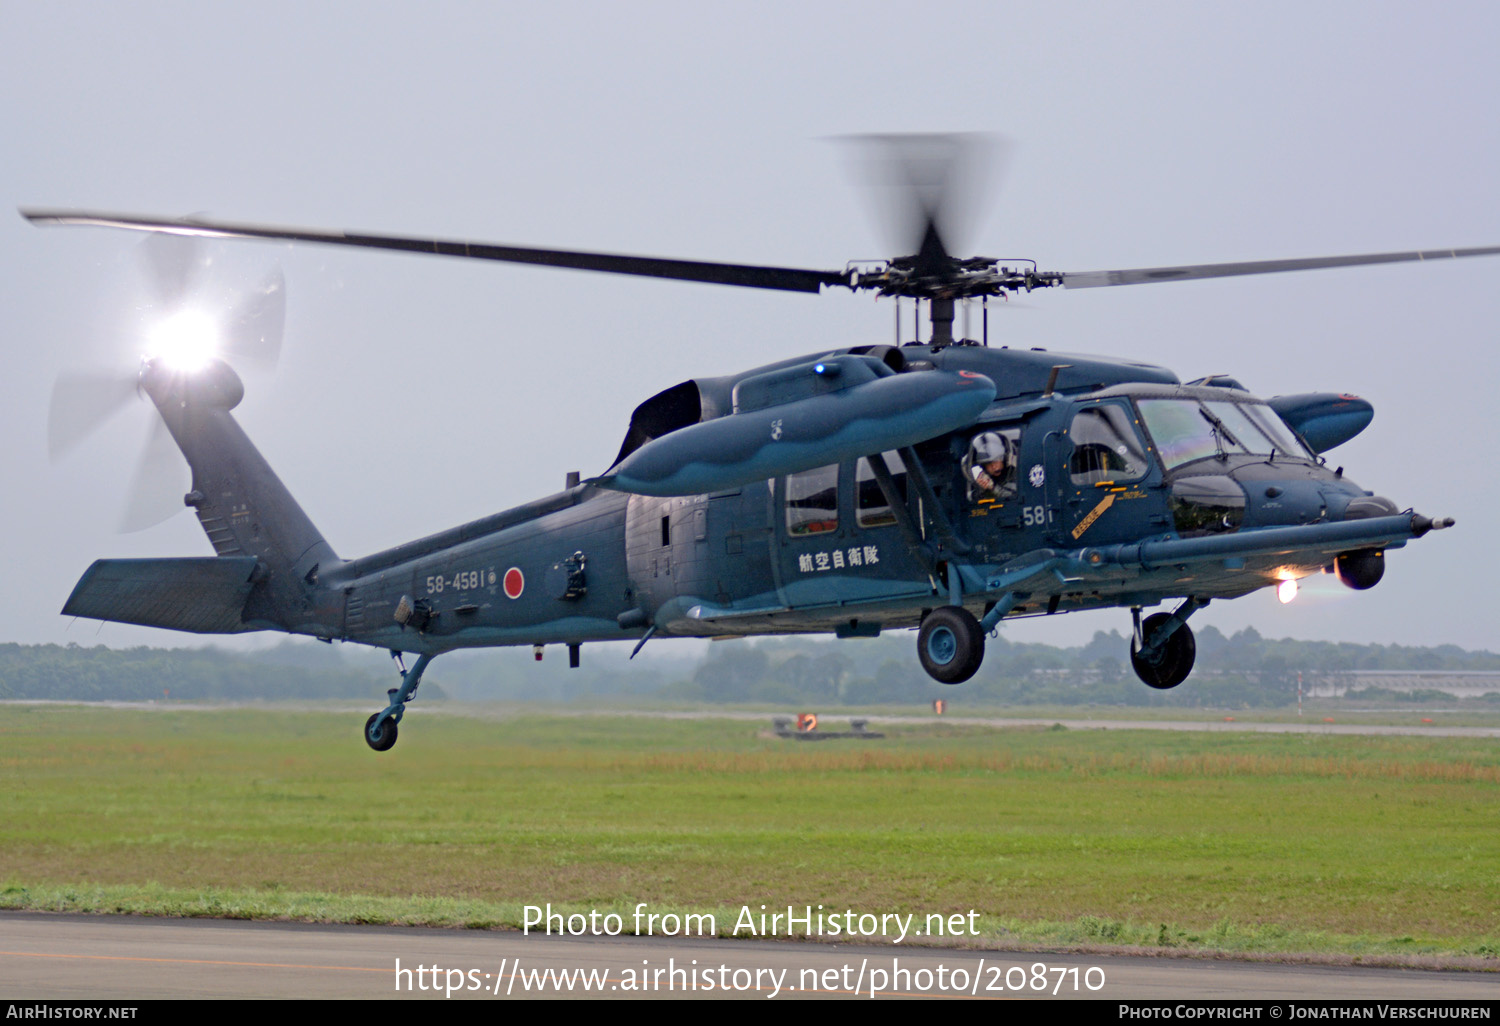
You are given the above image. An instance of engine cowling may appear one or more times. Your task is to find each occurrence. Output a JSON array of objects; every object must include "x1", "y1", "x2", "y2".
[{"x1": 598, "y1": 359, "x2": 996, "y2": 496}]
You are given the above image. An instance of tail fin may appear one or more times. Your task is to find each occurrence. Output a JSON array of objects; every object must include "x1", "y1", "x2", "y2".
[{"x1": 135, "y1": 359, "x2": 341, "y2": 633}]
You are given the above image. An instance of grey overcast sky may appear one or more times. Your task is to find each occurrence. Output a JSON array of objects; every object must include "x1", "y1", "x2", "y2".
[{"x1": 2, "y1": 1, "x2": 1497, "y2": 656}]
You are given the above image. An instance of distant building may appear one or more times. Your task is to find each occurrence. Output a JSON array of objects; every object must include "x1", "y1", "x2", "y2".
[
  {"x1": 1031, "y1": 666, "x2": 1500, "y2": 697},
  {"x1": 1304, "y1": 670, "x2": 1500, "y2": 699}
]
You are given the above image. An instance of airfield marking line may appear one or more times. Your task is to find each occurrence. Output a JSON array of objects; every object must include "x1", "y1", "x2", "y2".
[{"x1": 0, "y1": 949, "x2": 386, "y2": 973}]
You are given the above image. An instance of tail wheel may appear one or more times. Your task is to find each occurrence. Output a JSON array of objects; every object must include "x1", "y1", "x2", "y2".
[
  {"x1": 1130, "y1": 613, "x2": 1196, "y2": 689},
  {"x1": 917, "y1": 606, "x2": 986, "y2": 684},
  {"x1": 365, "y1": 713, "x2": 398, "y2": 752}
]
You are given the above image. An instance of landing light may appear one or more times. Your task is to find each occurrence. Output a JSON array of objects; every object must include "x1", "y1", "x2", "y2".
[
  {"x1": 146, "y1": 310, "x2": 220, "y2": 373},
  {"x1": 1277, "y1": 578, "x2": 1299, "y2": 604}
]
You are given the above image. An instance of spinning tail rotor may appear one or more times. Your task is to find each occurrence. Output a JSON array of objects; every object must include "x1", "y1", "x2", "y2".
[{"x1": 46, "y1": 230, "x2": 286, "y2": 531}]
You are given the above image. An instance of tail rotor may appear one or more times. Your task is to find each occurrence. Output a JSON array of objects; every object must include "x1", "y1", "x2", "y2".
[{"x1": 48, "y1": 228, "x2": 286, "y2": 531}]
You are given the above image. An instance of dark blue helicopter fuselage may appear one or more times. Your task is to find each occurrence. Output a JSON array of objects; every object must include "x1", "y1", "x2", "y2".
[{"x1": 303, "y1": 343, "x2": 1420, "y2": 657}]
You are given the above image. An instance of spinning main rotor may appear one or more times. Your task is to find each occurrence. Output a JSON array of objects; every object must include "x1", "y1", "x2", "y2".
[{"x1": 21, "y1": 135, "x2": 1500, "y2": 346}]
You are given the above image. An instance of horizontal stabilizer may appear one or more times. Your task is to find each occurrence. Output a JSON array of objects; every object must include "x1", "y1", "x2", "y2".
[{"x1": 63, "y1": 557, "x2": 261, "y2": 634}]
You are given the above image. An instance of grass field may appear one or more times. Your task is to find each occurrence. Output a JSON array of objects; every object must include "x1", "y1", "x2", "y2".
[{"x1": 2, "y1": 703, "x2": 1497, "y2": 962}]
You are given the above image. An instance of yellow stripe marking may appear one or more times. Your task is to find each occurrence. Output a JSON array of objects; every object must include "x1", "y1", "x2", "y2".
[{"x1": 1070, "y1": 493, "x2": 1116, "y2": 540}]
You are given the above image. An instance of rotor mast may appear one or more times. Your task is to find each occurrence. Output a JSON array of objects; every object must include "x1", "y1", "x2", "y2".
[{"x1": 929, "y1": 297, "x2": 956, "y2": 346}]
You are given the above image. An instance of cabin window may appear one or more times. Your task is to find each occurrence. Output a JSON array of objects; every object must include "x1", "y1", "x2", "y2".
[
  {"x1": 1068, "y1": 405, "x2": 1149, "y2": 485},
  {"x1": 785, "y1": 465, "x2": 839, "y2": 536},
  {"x1": 855, "y1": 452, "x2": 907, "y2": 528},
  {"x1": 962, "y1": 428, "x2": 1021, "y2": 502}
]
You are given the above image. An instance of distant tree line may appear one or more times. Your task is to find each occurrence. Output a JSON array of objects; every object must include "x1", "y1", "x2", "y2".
[
  {"x1": 3, "y1": 627, "x2": 1498, "y2": 707},
  {"x1": 0, "y1": 642, "x2": 432, "y2": 702},
  {"x1": 665, "y1": 626, "x2": 1500, "y2": 709}
]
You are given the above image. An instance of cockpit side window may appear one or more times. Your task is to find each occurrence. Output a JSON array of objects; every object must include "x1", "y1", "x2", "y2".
[
  {"x1": 1138, "y1": 398, "x2": 1314, "y2": 471},
  {"x1": 1237, "y1": 403, "x2": 1314, "y2": 459},
  {"x1": 1068, "y1": 405, "x2": 1149, "y2": 485}
]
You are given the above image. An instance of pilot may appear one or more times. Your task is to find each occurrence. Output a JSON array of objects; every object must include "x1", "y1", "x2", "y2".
[{"x1": 965, "y1": 431, "x2": 1015, "y2": 500}]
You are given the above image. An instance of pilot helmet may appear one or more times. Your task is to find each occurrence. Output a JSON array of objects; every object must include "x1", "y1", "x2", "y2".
[{"x1": 971, "y1": 431, "x2": 1009, "y2": 467}]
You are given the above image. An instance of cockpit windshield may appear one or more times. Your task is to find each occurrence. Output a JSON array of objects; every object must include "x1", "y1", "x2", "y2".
[{"x1": 1137, "y1": 399, "x2": 1312, "y2": 471}]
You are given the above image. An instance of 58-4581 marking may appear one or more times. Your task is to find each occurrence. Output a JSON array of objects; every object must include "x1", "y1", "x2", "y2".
[{"x1": 426, "y1": 568, "x2": 497, "y2": 594}]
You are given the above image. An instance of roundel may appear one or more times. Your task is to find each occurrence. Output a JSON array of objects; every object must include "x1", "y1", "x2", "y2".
[{"x1": 503, "y1": 567, "x2": 525, "y2": 600}]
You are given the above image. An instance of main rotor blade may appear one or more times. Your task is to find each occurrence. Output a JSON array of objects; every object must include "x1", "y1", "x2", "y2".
[
  {"x1": 892, "y1": 134, "x2": 962, "y2": 266},
  {"x1": 1060, "y1": 246, "x2": 1500, "y2": 289},
  {"x1": 21, "y1": 209, "x2": 850, "y2": 295},
  {"x1": 843, "y1": 133, "x2": 1005, "y2": 270}
]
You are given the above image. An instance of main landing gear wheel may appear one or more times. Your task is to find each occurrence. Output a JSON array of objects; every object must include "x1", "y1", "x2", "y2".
[
  {"x1": 365, "y1": 713, "x2": 398, "y2": 752},
  {"x1": 918, "y1": 606, "x2": 985, "y2": 684},
  {"x1": 1130, "y1": 613, "x2": 1196, "y2": 690}
]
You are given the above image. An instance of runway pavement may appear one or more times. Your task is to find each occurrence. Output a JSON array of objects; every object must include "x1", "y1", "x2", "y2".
[
  {"x1": 3, "y1": 912, "x2": 1497, "y2": 1000},
  {"x1": 10, "y1": 700, "x2": 1499, "y2": 739}
]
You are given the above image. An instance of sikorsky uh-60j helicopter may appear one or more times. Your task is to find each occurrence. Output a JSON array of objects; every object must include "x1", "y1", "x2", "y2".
[{"x1": 24, "y1": 137, "x2": 1488, "y2": 751}]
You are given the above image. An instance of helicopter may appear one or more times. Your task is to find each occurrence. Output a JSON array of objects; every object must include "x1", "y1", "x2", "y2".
[{"x1": 23, "y1": 137, "x2": 1485, "y2": 751}]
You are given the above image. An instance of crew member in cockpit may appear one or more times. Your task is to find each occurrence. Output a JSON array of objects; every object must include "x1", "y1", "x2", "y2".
[{"x1": 965, "y1": 431, "x2": 1016, "y2": 501}]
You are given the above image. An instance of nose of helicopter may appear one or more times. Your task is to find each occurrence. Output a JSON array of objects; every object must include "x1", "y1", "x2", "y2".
[
  {"x1": 1244, "y1": 458, "x2": 1403, "y2": 525},
  {"x1": 1178, "y1": 463, "x2": 1400, "y2": 536}
]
